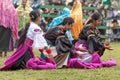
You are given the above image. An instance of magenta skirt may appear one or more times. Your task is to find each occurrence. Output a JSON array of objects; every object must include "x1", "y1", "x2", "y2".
[{"x1": 68, "y1": 53, "x2": 117, "y2": 69}]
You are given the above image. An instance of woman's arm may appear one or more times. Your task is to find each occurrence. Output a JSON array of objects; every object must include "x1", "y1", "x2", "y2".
[{"x1": 104, "y1": 41, "x2": 113, "y2": 50}]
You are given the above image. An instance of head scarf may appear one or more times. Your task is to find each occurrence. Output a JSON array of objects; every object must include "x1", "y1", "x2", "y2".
[
  {"x1": 48, "y1": 7, "x2": 70, "y2": 29},
  {"x1": 0, "y1": 0, "x2": 19, "y2": 39}
]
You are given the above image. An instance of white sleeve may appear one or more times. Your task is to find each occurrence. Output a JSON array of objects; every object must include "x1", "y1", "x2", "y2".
[
  {"x1": 32, "y1": 34, "x2": 48, "y2": 49},
  {"x1": 31, "y1": 27, "x2": 47, "y2": 49},
  {"x1": 31, "y1": 27, "x2": 44, "y2": 35}
]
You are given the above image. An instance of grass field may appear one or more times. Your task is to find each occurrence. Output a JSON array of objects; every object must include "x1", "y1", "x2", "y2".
[{"x1": 0, "y1": 42, "x2": 120, "y2": 80}]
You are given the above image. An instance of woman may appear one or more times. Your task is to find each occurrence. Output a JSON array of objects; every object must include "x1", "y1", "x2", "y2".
[
  {"x1": 0, "y1": 0, "x2": 19, "y2": 57},
  {"x1": 16, "y1": 0, "x2": 33, "y2": 36},
  {"x1": 45, "y1": 17, "x2": 74, "y2": 68},
  {"x1": 0, "y1": 10, "x2": 56, "y2": 70},
  {"x1": 70, "y1": 0, "x2": 83, "y2": 41},
  {"x1": 68, "y1": 12, "x2": 117, "y2": 69}
]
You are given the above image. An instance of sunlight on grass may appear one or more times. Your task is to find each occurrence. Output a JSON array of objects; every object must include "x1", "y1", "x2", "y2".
[{"x1": 0, "y1": 42, "x2": 120, "y2": 80}]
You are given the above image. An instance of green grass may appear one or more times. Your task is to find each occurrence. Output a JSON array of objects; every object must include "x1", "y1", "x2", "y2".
[{"x1": 0, "y1": 42, "x2": 120, "y2": 80}]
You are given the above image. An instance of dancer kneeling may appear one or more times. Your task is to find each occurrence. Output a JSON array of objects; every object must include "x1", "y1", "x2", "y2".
[
  {"x1": 0, "y1": 10, "x2": 56, "y2": 70},
  {"x1": 68, "y1": 12, "x2": 117, "y2": 69}
]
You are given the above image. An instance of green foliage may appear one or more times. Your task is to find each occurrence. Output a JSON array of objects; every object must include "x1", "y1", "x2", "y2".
[{"x1": 0, "y1": 42, "x2": 120, "y2": 80}]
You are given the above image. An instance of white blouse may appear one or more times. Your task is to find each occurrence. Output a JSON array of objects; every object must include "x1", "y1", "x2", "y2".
[{"x1": 27, "y1": 22, "x2": 47, "y2": 49}]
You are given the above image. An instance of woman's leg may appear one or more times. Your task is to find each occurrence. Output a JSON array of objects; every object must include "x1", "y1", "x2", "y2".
[
  {"x1": 0, "y1": 52, "x2": 2, "y2": 57},
  {"x1": 4, "y1": 51, "x2": 7, "y2": 57}
]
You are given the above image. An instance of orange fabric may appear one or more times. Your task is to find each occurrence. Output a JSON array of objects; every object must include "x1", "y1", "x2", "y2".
[{"x1": 70, "y1": 0, "x2": 83, "y2": 39}]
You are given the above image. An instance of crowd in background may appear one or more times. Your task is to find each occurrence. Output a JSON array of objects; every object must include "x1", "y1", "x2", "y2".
[{"x1": 9, "y1": 0, "x2": 120, "y2": 42}]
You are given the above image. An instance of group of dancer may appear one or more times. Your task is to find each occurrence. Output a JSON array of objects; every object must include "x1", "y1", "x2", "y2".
[{"x1": 0, "y1": 0, "x2": 117, "y2": 70}]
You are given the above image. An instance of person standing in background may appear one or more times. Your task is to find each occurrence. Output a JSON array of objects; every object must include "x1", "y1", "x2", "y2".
[
  {"x1": 98, "y1": 0, "x2": 111, "y2": 18},
  {"x1": 16, "y1": 0, "x2": 33, "y2": 36},
  {"x1": 31, "y1": 0, "x2": 42, "y2": 10},
  {"x1": 0, "y1": 0, "x2": 19, "y2": 57},
  {"x1": 70, "y1": 0, "x2": 83, "y2": 43},
  {"x1": 11, "y1": 0, "x2": 21, "y2": 8}
]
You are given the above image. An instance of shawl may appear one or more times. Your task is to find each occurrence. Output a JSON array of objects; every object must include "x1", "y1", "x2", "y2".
[
  {"x1": 70, "y1": 0, "x2": 83, "y2": 40},
  {"x1": 0, "y1": 0, "x2": 19, "y2": 39},
  {"x1": 48, "y1": 7, "x2": 70, "y2": 29}
]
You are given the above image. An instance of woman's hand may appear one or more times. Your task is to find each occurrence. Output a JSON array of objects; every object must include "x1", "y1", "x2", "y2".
[
  {"x1": 75, "y1": 44, "x2": 88, "y2": 52},
  {"x1": 76, "y1": 52, "x2": 83, "y2": 59},
  {"x1": 79, "y1": 47, "x2": 88, "y2": 52},
  {"x1": 104, "y1": 42, "x2": 113, "y2": 50}
]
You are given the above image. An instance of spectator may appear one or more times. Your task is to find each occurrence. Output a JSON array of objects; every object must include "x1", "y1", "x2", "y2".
[
  {"x1": 97, "y1": 0, "x2": 111, "y2": 18},
  {"x1": 11, "y1": 0, "x2": 21, "y2": 8},
  {"x1": 16, "y1": 0, "x2": 33, "y2": 37},
  {"x1": 0, "y1": 0, "x2": 19, "y2": 57},
  {"x1": 31, "y1": 0, "x2": 42, "y2": 10}
]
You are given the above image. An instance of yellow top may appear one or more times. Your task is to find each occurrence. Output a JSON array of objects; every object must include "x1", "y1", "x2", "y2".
[{"x1": 70, "y1": 0, "x2": 83, "y2": 40}]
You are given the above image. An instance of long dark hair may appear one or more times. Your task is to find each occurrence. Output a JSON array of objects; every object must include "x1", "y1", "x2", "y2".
[
  {"x1": 17, "y1": 23, "x2": 30, "y2": 47},
  {"x1": 84, "y1": 12, "x2": 101, "y2": 25},
  {"x1": 17, "y1": 10, "x2": 40, "y2": 47}
]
